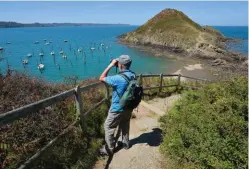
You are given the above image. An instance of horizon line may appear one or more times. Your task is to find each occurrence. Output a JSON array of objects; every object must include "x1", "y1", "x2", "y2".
[{"x1": 0, "y1": 21, "x2": 248, "y2": 27}]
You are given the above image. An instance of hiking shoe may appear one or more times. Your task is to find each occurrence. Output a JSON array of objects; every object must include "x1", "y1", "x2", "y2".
[
  {"x1": 117, "y1": 141, "x2": 130, "y2": 150},
  {"x1": 99, "y1": 146, "x2": 108, "y2": 156}
]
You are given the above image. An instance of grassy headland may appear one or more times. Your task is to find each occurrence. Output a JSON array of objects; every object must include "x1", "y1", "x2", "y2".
[
  {"x1": 118, "y1": 9, "x2": 248, "y2": 77},
  {"x1": 119, "y1": 9, "x2": 224, "y2": 51}
]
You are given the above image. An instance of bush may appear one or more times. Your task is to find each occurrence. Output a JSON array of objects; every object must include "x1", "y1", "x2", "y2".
[
  {"x1": 160, "y1": 77, "x2": 248, "y2": 169},
  {"x1": 0, "y1": 70, "x2": 108, "y2": 169},
  {"x1": 31, "y1": 103, "x2": 108, "y2": 169}
]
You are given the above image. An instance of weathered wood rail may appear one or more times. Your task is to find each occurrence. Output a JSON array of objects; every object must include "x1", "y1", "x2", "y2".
[{"x1": 0, "y1": 73, "x2": 211, "y2": 169}]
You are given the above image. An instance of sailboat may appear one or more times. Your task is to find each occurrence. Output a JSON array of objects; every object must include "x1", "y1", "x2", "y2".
[
  {"x1": 38, "y1": 63, "x2": 45, "y2": 70},
  {"x1": 78, "y1": 48, "x2": 82, "y2": 52},
  {"x1": 27, "y1": 53, "x2": 32, "y2": 57},
  {"x1": 62, "y1": 54, "x2": 67, "y2": 59},
  {"x1": 50, "y1": 51, "x2": 55, "y2": 56},
  {"x1": 22, "y1": 59, "x2": 28, "y2": 64}
]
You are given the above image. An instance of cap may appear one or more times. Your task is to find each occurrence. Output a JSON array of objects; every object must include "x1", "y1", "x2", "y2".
[{"x1": 116, "y1": 55, "x2": 132, "y2": 65}]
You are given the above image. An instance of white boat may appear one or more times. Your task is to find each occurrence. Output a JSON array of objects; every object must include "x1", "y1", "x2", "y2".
[
  {"x1": 0, "y1": 47, "x2": 3, "y2": 50},
  {"x1": 62, "y1": 54, "x2": 67, "y2": 58},
  {"x1": 39, "y1": 53, "x2": 44, "y2": 56},
  {"x1": 59, "y1": 50, "x2": 64, "y2": 54},
  {"x1": 45, "y1": 42, "x2": 50, "y2": 45},
  {"x1": 38, "y1": 64, "x2": 45, "y2": 70},
  {"x1": 78, "y1": 48, "x2": 82, "y2": 52},
  {"x1": 50, "y1": 51, "x2": 55, "y2": 56},
  {"x1": 34, "y1": 41, "x2": 39, "y2": 44},
  {"x1": 6, "y1": 42, "x2": 11, "y2": 44},
  {"x1": 23, "y1": 59, "x2": 28, "y2": 64},
  {"x1": 90, "y1": 47, "x2": 95, "y2": 51},
  {"x1": 101, "y1": 43, "x2": 104, "y2": 46},
  {"x1": 64, "y1": 40, "x2": 68, "y2": 42},
  {"x1": 27, "y1": 53, "x2": 32, "y2": 57}
]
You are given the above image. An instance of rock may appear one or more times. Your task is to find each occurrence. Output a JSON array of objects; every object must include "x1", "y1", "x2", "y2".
[
  {"x1": 212, "y1": 59, "x2": 222, "y2": 63},
  {"x1": 214, "y1": 48, "x2": 226, "y2": 54},
  {"x1": 212, "y1": 59, "x2": 226, "y2": 66},
  {"x1": 242, "y1": 60, "x2": 248, "y2": 66}
]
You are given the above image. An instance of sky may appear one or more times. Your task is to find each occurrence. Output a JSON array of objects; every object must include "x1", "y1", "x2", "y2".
[{"x1": 0, "y1": 1, "x2": 248, "y2": 26}]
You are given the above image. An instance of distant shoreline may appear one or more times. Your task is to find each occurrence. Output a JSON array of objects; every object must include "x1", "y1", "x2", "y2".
[{"x1": 0, "y1": 21, "x2": 130, "y2": 28}]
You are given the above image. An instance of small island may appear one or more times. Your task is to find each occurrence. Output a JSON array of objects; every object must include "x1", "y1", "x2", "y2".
[{"x1": 118, "y1": 9, "x2": 247, "y2": 76}]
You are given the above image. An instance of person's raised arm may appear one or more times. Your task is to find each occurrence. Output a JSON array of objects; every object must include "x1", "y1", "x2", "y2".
[{"x1": 99, "y1": 59, "x2": 118, "y2": 82}]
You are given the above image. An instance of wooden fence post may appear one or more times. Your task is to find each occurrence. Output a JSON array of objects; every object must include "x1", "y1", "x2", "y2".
[
  {"x1": 75, "y1": 85, "x2": 86, "y2": 133},
  {"x1": 159, "y1": 73, "x2": 163, "y2": 92},
  {"x1": 139, "y1": 74, "x2": 143, "y2": 86},
  {"x1": 104, "y1": 83, "x2": 110, "y2": 100},
  {"x1": 177, "y1": 74, "x2": 181, "y2": 91},
  {"x1": 104, "y1": 83, "x2": 110, "y2": 107}
]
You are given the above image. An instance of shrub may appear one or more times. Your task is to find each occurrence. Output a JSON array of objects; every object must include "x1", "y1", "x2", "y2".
[
  {"x1": 30, "y1": 103, "x2": 108, "y2": 169},
  {"x1": 160, "y1": 77, "x2": 248, "y2": 169},
  {"x1": 0, "y1": 70, "x2": 107, "y2": 169}
]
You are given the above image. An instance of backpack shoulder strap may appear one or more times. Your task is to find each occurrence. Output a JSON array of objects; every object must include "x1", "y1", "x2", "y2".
[
  {"x1": 114, "y1": 73, "x2": 130, "y2": 99},
  {"x1": 119, "y1": 73, "x2": 131, "y2": 83}
]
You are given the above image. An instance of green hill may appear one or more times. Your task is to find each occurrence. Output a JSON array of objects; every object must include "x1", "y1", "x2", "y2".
[{"x1": 120, "y1": 9, "x2": 224, "y2": 52}]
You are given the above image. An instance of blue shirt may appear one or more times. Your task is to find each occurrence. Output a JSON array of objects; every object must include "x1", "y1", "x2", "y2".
[{"x1": 104, "y1": 70, "x2": 135, "y2": 113}]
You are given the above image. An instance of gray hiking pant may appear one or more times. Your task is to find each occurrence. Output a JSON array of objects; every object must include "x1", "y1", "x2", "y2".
[{"x1": 104, "y1": 109, "x2": 132, "y2": 152}]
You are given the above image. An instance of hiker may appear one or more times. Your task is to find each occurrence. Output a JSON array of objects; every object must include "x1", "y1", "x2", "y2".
[{"x1": 99, "y1": 55, "x2": 138, "y2": 156}]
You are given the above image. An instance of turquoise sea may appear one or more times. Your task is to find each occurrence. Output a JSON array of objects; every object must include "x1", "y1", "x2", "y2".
[
  {"x1": 0, "y1": 26, "x2": 247, "y2": 82},
  {"x1": 214, "y1": 26, "x2": 248, "y2": 55}
]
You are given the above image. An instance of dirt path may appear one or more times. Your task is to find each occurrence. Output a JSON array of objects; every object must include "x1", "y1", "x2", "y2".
[{"x1": 93, "y1": 95, "x2": 181, "y2": 169}]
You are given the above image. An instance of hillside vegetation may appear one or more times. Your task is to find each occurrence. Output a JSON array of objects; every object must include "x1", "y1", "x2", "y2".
[
  {"x1": 120, "y1": 9, "x2": 226, "y2": 53},
  {"x1": 0, "y1": 70, "x2": 108, "y2": 169},
  {"x1": 160, "y1": 77, "x2": 248, "y2": 169}
]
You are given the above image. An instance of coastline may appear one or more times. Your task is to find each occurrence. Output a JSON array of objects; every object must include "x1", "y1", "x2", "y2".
[
  {"x1": 118, "y1": 40, "x2": 248, "y2": 80},
  {"x1": 0, "y1": 21, "x2": 131, "y2": 28}
]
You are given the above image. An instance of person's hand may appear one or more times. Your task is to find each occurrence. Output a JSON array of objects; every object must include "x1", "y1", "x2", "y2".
[{"x1": 110, "y1": 59, "x2": 118, "y2": 67}]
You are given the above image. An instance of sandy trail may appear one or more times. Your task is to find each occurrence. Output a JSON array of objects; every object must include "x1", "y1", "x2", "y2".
[{"x1": 93, "y1": 95, "x2": 181, "y2": 169}]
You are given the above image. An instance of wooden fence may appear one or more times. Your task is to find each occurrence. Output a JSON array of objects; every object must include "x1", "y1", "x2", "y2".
[{"x1": 0, "y1": 73, "x2": 211, "y2": 169}]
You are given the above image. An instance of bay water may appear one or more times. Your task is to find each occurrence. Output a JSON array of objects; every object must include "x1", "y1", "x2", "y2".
[{"x1": 0, "y1": 25, "x2": 247, "y2": 82}]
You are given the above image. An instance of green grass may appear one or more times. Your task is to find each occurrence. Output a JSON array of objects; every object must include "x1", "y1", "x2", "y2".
[
  {"x1": 124, "y1": 8, "x2": 223, "y2": 50},
  {"x1": 202, "y1": 26, "x2": 224, "y2": 37},
  {"x1": 159, "y1": 77, "x2": 248, "y2": 169},
  {"x1": 136, "y1": 9, "x2": 202, "y2": 34}
]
